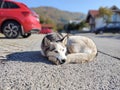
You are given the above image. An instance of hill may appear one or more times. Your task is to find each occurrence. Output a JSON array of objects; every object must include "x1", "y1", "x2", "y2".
[{"x1": 32, "y1": 6, "x2": 86, "y2": 24}]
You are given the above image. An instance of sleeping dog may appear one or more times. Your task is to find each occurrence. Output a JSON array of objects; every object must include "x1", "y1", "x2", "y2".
[{"x1": 41, "y1": 33, "x2": 97, "y2": 65}]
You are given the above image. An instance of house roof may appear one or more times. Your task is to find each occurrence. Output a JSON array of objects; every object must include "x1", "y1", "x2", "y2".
[
  {"x1": 87, "y1": 5, "x2": 120, "y2": 17},
  {"x1": 110, "y1": 5, "x2": 120, "y2": 13},
  {"x1": 110, "y1": 5, "x2": 119, "y2": 10},
  {"x1": 86, "y1": 10, "x2": 99, "y2": 22},
  {"x1": 86, "y1": 5, "x2": 120, "y2": 23},
  {"x1": 88, "y1": 10, "x2": 99, "y2": 17}
]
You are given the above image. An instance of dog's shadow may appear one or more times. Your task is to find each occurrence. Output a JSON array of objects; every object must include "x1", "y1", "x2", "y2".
[{"x1": 6, "y1": 51, "x2": 53, "y2": 65}]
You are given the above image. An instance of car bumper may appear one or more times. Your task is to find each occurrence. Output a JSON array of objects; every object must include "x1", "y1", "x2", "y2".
[
  {"x1": 22, "y1": 16, "x2": 41, "y2": 33},
  {"x1": 30, "y1": 29, "x2": 41, "y2": 34}
]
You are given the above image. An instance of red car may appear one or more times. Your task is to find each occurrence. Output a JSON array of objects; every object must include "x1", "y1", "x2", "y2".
[
  {"x1": 40, "y1": 28, "x2": 52, "y2": 34},
  {"x1": 0, "y1": 0, "x2": 41, "y2": 38}
]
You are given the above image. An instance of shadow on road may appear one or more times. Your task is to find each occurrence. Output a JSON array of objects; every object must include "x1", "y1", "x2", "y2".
[
  {"x1": 0, "y1": 37, "x2": 24, "y2": 39},
  {"x1": 6, "y1": 51, "x2": 53, "y2": 65},
  {"x1": 0, "y1": 37, "x2": 8, "y2": 39},
  {"x1": 0, "y1": 35, "x2": 26, "y2": 39}
]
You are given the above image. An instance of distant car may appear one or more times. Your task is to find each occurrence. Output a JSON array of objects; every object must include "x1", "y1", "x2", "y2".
[
  {"x1": 40, "y1": 28, "x2": 52, "y2": 34},
  {"x1": 0, "y1": 0, "x2": 41, "y2": 38},
  {"x1": 94, "y1": 23, "x2": 120, "y2": 34}
]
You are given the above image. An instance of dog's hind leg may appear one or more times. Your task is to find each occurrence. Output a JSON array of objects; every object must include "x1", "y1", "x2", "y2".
[{"x1": 66, "y1": 53, "x2": 95, "y2": 64}]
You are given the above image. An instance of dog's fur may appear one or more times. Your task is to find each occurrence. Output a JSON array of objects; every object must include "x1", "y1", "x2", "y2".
[{"x1": 41, "y1": 33, "x2": 97, "y2": 65}]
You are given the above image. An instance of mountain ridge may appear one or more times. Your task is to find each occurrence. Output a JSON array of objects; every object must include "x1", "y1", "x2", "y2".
[{"x1": 32, "y1": 6, "x2": 86, "y2": 24}]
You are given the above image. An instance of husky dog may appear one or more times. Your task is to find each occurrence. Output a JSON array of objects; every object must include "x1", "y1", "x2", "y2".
[{"x1": 41, "y1": 33, "x2": 97, "y2": 65}]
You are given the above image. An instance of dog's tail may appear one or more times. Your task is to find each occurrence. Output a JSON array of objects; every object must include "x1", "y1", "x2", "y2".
[{"x1": 66, "y1": 53, "x2": 96, "y2": 64}]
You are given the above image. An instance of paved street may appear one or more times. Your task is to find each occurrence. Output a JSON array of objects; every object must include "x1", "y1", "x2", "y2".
[
  {"x1": 0, "y1": 33, "x2": 120, "y2": 90},
  {"x1": 79, "y1": 33, "x2": 120, "y2": 60}
]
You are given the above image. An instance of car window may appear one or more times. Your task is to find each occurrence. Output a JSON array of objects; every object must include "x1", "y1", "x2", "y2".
[
  {"x1": 107, "y1": 24, "x2": 114, "y2": 28},
  {"x1": 0, "y1": 1, "x2": 3, "y2": 8},
  {"x1": 2, "y1": 1, "x2": 20, "y2": 9},
  {"x1": 115, "y1": 23, "x2": 120, "y2": 27}
]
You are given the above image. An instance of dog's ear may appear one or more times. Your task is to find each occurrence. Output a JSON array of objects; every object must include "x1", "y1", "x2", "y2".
[
  {"x1": 61, "y1": 35, "x2": 68, "y2": 45},
  {"x1": 49, "y1": 42, "x2": 55, "y2": 51},
  {"x1": 43, "y1": 37, "x2": 51, "y2": 46}
]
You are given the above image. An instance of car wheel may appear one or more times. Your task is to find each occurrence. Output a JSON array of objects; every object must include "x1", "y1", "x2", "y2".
[
  {"x1": 21, "y1": 33, "x2": 31, "y2": 38},
  {"x1": 99, "y1": 31, "x2": 103, "y2": 34},
  {"x1": 95, "y1": 32, "x2": 98, "y2": 34},
  {"x1": 2, "y1": 21, "x2": 20, "y2": 38},
  {"x1": 118, "y1": 30, "x2": 120, "y2": 34}
]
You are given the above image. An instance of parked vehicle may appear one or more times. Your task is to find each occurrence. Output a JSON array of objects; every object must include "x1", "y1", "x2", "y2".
[
  {"x1": 0, "y1": 0, "x2": 41, "y2": 38},
  {"x1": 94, "y1": 23, "x2": 120, "y2": 34},
  {"x1": 40, "y1": 28, "x2": 52, "y2": 34}
]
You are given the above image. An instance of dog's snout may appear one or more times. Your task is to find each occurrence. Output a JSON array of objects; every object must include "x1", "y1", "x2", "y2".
[{"x1": 61, "y1": 59, "x2": 66, "y2": 64}]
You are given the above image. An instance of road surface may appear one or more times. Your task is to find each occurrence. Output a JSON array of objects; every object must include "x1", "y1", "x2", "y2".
[{"x1": 0, "y1": 33, "x2": 120, "y2": 90}]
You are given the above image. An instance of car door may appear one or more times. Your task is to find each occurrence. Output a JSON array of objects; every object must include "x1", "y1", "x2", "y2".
[
  {"x1": 0, "y1": 0, "x2": 4, "y2": 25},
  {"x1": 105, "y1": 25, "x2": 110, "y2": 33},
  {"x1": 0, "y1": 1, "x2": 20, "y2": 21},
  {"x1": 115, "y1": 23, "x2": 120, "y2": 33},
  {"x1": 0, "y1": 1, "x2": 12, "y2": 24},
  {"x1": 111, "y1": 24, "x2": 117, "y2": 33},
  {"x1": 106, "y1": 24, "x2": 114, "y2": 33}
]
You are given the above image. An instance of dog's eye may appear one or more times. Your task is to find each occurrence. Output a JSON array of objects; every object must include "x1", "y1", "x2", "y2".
[{"x1": 55, "y1": 51, "x2": 58, "y2": 53}]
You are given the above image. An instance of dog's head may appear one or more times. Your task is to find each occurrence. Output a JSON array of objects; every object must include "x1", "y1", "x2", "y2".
[{"x1": 46, "y1": 36, "x2": 68, "y2": 65}]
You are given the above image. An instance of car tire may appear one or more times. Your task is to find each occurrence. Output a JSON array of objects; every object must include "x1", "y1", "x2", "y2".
[
  {"x1": 99, "y1": 31, "x2": 103, "y2": 34},
  {"x1": 21, "y1": 33, "x2": 31, "y2": 38},
  {"x1": 2, "y1": 21, "x2": 20, "y2": 38},
  {"x1": 95, "y1": 32, "x2": 98, "y2": 34},
  {"x1": 118, "y1": 30, "x2": 120, "y2": 34}
]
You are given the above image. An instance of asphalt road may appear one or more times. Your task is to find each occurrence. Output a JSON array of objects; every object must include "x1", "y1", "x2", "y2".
[
  {"x1": 79, "y1": 33, "x2": 120, "y2": 60},
  {"x1": 0, "y1": 33, "x2": 120, "y2": 90}
]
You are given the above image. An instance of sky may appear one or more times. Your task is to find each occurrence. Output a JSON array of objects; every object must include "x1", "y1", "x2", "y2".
[{"x1": 17, "y1": 0, "x2": 120, "y2": 14}]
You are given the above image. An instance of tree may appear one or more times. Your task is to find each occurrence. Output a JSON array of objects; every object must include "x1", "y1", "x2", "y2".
[
  {"x1": 40, "y1": 15, "x2": 45, "y2": 24},
  {"x1": 40, "y1": 15, "x2": 54, "y2": 24},
  {"x1": 45, "y1": 18, "x2": 53, "y2": 24},
  {"x1": 77, "y1": 20, "x2": 89, "y2": 30},
  {"x1": 39, "y1": 15, "x2": 57, "y2": 30},
  {"x1": 64, "y1": 20, "x2": 89, "y2": 33},
  {"x1": 57, "y1": 24, "x2": 64, "y2": 31},
  {"x1": 99, "y1": 7, "x2": 113, "y2": 22}
]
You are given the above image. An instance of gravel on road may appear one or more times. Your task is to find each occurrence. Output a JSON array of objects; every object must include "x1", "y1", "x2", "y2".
[{"x1": 0, "y1": 33, "x2": 120, "y2": 90}]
